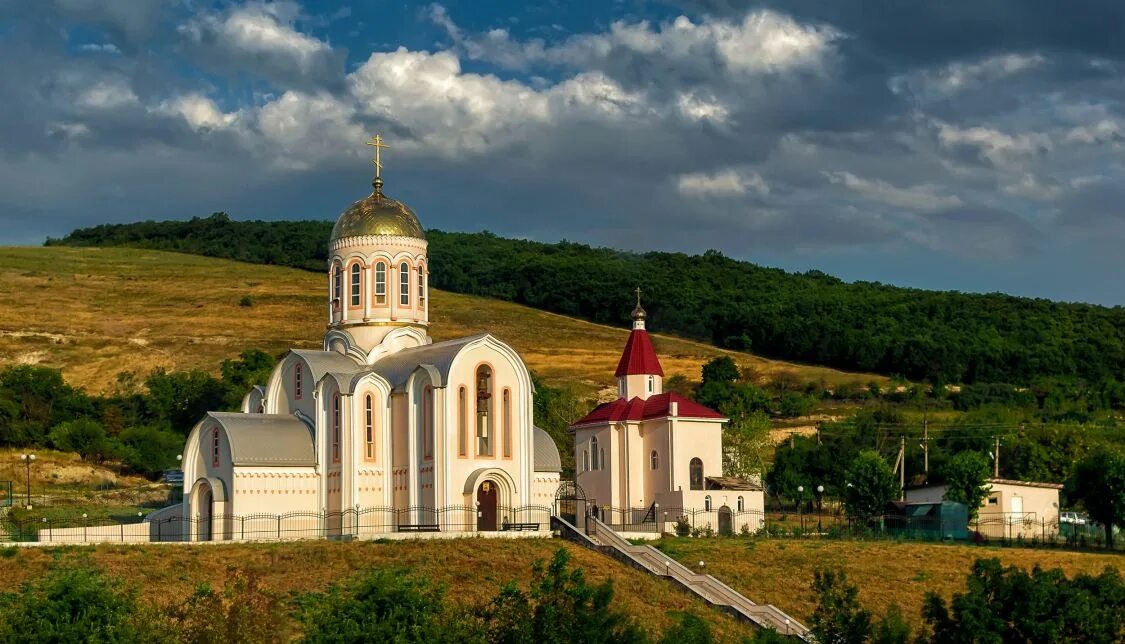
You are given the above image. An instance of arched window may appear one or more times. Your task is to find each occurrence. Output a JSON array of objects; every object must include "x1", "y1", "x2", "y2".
[
  {"x1": 737, "y1": 496, "x2": 744, "y2": 512},
  {"x1": 399, "y1": 262, "x2": 410, "y2": 306},
  {"x1": 502, "y1": 388, "x2": 512, "y2": 458},
  {"x1": 294, "y1": 364, "x2": 303, "y2": 400},
  {"x1": 332, "y1": 264, "x2": 342, "y2": 304},
  {"x1": 590, "y1": 436, "x2": 599, "y2": 471},
  {"x1": 600, "y1": 448, "x2": 605, "y2": 470},
  {"x1": 364, "y1": 394, "x2": 374, "y2": 460},
  {"x1": 350, "y1": 264, "x2": 361, "y2": 306},
  {"x1": 423, "y1": 386, "x2": 434, "y2": 460},
  {"x1": 211, "y1": 428, "x2": 220, "y2": 467},
  {"x1": 475, "y1": 365, "x2": 493, "y2": 456},
  {"x1": 458, "y1": 386, "x2": 467, "y2": 457},
  {"x1": 704, "y1": 495, "x2": 712, "y2": 511},
  {"x1": 651, "y1": 450, "x2": 659, "y2": 470},
  {"x1": 647, "y1": 375, "x2": 654, "y2": 393},
  {"x1": 332, "y1": 393, "x2": 341, "y2": 463},
  {"x1": 583, "y1": 450, "x2": 589, "y2": 472},
  {"x1": 374, "y1": 262, "x2": 387, "y2": 305},
  {"x1": 689, "y1": 457, "x2": 704, "y2": 490},
  {"x1": 418, "y1": 265, "x2": 426, "y2": 310}
]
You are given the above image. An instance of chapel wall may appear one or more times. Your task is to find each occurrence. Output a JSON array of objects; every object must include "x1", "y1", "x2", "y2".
[{"x1": 670, "y1": 420, "x2": 723, "y2": 491}]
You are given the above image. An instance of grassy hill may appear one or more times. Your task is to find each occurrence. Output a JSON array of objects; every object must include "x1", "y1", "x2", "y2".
[
  {"x1": 3, "y1": 539, "x2": 755, "y2": 640},
  {"x1": 0, "y1": 246, "x2": 881, "y2": 395},
  {"x1": 654, "y1": 538, "x2": 1123, "y2": 628}
]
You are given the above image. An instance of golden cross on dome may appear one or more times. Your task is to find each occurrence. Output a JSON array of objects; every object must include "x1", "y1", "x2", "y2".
[
  {"x1": 365, "y1": 134, "x2": 390, "y2": 178},
  {"x1": 635, "y1": 287, "x2": 642, "y2": 306}
]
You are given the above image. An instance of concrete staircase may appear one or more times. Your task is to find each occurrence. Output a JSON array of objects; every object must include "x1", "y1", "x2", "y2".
[{"x1": 553, "y1": 516, "x2": 811, "y2": 639}]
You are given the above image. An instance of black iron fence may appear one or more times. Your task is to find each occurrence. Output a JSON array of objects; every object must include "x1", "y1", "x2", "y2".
[
  {"x1": 585, "y1": 505, "x2": 1121, "y2": 550},
  {"x1": 2, "y1": 504, "x2": 553, "y2": 544}
]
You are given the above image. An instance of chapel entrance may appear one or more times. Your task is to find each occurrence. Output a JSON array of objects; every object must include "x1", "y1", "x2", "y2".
[
  {"x1": 476, "y1": 480, "x2": 498, "y2": 531},
  {"x1": 199, "y1": 486, "x2": 213, "y2": 542},
  {"x1": 718, "y1": 505, "x2": 733, "y2": 536}
]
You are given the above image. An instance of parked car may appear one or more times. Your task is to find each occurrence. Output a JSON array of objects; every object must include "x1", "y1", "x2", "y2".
[{"x1": 1060, "y1": 511, "x2": 1087, "y2": 525}]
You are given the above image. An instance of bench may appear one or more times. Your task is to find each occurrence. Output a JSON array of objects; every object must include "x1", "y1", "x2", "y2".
[
  {"x1": 398, "y1": 524, "x2": 440, "y2": 532},
  {"x1": 502, "y1": 521, "x2": 540, "y2": 532}
]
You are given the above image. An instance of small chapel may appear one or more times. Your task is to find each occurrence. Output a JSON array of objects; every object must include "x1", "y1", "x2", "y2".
[
  {"x1": 571, "y1": 297, "x2": 766, "y2": 528},
  {"x1": 176, "y1": 137, "x2": 562, "y2": 539}
]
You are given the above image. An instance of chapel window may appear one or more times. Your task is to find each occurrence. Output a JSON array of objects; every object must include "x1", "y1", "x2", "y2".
[
  {"x1": 651, "y1": 450, "x2": 659, "y2": 470},
  {"x1": 600, "y1": 448, "x2": 605, "y2": 471},
  {"x1": 737, "y1": 496, "x2": 745, "y2": 512},
  {"x1": 690, "y1": 457, "x2": 704, "y2": 491},
  {"x1": 418, "y1": 265, "x2": 426, "y2": 310},
  {"x1": 590, "y1": 436, "x2": 599, "y2": 471},
  {"x1": 458, "y1": 386, "x2": 467, "y2": 457},
  {"x1": 502, "y1": 388, "x2": 512, "y2": 458},
  {"x1": 350, "y1": 263, "x2": 361, "y2": 306},
  {"x1": 423, "y1": 386, "x2": 434, "y2": 460},
  {"x1": 212, "y1": 428, "x2": 220, "y2": 467},
  {"x1": 365, "y1": 394, "x2": 374, "y2": 460},
  {"x1": 704, "y1": 495, "x2": 712, "y2": 512},
  {"x1": 375, "y1": 262, "x2": 387, "y2": 305},
  {"x1": 583, "y1": 450, "x2": 589, "y2": 472},
  {"x1": 647, "y1": 376, "x2": 654, "y2": 393},
  {"x1": 332, "y1": 393, "x2": 341, "y2": 463},
  {"x1": 476, "y1": 365, "x2": 493, "y2": 456},
  {"x1": 399, "y1": 262, "x2": 410, "y2": 306},
  {"x1": 294, "y1": 364, "x2": 303, "y2": 400},
  {"x1": 332, "y1": 264, "x2": 342, "y2": 305}
]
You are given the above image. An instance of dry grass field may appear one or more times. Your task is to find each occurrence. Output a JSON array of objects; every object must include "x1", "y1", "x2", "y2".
[
  {"x1": 654, "y1": 538, "x2": 1124, "y2": 629},
  {"x1": 0, "y1": 246, "x2": 883, "y2": 395},
  {"x1": 0, "y1": 539, "x2": 755, "y2": 640}
]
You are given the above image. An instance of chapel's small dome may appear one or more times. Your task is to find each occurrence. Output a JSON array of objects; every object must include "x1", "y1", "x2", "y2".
[{"x1": 330, "y1": 177, "x2": 425, "y2": 242}]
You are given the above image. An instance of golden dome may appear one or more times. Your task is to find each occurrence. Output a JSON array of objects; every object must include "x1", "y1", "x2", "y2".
[{"x1": 330, "y1": 178, "x2": 425, "y2": 242}]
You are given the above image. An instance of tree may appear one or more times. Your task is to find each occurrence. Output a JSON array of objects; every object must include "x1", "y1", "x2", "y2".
[
  {"x1": 843, "y1": 451, "x2": 899, "y2": 521},
  {"x1": 722, "y1": 412, "x2": 772, "y2": 480},
  {"x1": 1067, "y1": 447, "x2": 1125, "y2": 548},
  {"x1": 922, "y1": 558, "x2": 1125, "y2": 643},
  {"x1": 810, "y1": 569, "x2": 872, "y2": 644},
  {"x1": 941, "y1": 452, "x2": 992, "y2": 520},
  {"x1": 48, "y1": 419, "x2": 113, "y2": 462}
]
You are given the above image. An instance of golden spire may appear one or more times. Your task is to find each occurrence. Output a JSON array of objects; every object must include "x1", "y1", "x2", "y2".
[
  {"x1": 631, "y1": 287, "x2": 647, "y2": 327},
  {"x1": 365, "y1": 134, "x2": 390, "y2": 178}
]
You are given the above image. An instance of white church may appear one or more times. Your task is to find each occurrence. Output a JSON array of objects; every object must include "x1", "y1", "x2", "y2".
[{"x1": 176, "y1": 140, "x2": 562, "y2": 539}]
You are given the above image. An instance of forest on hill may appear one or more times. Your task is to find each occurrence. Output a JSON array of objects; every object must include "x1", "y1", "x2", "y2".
[{"x1": 49, "y1": 213, "x2": 1125, "y2": 386}]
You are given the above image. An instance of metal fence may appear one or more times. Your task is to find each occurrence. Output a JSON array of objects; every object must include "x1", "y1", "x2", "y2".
[
  {"x1": 2, "y1": 504, "x2": 553, "y2": 544},
  {"x1": 586, "y1": 505, "x2": 1121, "y2": 550}
]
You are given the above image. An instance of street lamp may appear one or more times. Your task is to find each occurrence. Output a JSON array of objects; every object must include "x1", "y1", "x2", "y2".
[
  {"x1": 797, "y1": 485, "x2": 805, "y2": 533},
  {"x1": 19, "y1": 454, "x2": 35, "y2": 507},
  {"x1": 816, "y1": 485, "x2": 825, "y2": 532}
]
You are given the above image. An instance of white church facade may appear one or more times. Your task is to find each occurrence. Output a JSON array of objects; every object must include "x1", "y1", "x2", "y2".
[{"x1": 176, "y1": 146, "x2": 561, "y2": 540}]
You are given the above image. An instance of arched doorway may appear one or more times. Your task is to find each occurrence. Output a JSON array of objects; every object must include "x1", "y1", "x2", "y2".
[
  {"x1": 718, "y1": 505, "x2": 733, "y2": 536},
  {"x1": 199, "y1": 486, "x2": 214, "y2": 541},
  {"x1": 477, "y1": 480, "x2": 498, "y2": 531}
]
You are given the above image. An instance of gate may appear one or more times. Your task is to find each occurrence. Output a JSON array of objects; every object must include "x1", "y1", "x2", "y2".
[
  {"x1": 554, "y1": 481, "x2": 587, "y2": 531},
  {"x1": 0, "y1": 481, "x2": 10, "y2": 508}
]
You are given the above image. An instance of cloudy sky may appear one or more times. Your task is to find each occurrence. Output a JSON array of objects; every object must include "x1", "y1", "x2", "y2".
[{"x1": 2, "y1": 1, "x2": 1124, "y2": 304}]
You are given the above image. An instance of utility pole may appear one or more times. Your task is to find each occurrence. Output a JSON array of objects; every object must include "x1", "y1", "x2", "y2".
[
  {"x1": 923, "y1": 417, "x2": 929, "y2": 474},
  {"x1": 993, "y1": 435, "x2": 1000, "y2": 478},
  {"x1": 899, "y1": 435, "x2": 906, "y2": 501}
]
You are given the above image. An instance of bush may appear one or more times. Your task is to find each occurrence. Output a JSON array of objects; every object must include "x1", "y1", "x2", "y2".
[
  {"x1": 168, "y1": 568, "x2": 289, "y2": 644},
  {"x1": 0, "y1": 567, "x2": 172, "y2": 642},
  {"x1": 48, "y1": 419, "x2": 114, "y2": 462}
]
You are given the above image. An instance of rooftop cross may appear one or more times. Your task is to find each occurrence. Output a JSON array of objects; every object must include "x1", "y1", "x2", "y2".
[
  {"x1": 365, "y1": 134, "x2": 390, "y2": 178},
  {"x1": 635, "y1": 287, "x2": 642, "y2": 307}
]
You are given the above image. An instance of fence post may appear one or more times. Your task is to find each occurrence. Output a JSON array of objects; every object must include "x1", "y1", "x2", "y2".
[{"x1": 277, "y1": 516, "x2": 282, "y2": 540}]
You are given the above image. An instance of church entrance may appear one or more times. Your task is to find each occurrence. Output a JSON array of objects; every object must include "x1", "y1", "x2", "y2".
[
  {"x1": 476, "y1": 480, "x2": 498, "y2": 531},
  {"x1": 718, "y1": 505, "x2": 733, "y2": 536}
]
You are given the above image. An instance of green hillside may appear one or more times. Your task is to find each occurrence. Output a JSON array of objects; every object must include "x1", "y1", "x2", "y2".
[{"x1": 50, "y1": 214, "x2": 1125, "y2": 385}]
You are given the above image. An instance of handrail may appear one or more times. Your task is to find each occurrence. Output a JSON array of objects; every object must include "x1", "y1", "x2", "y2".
[{"x1": 589, "y1": 517, "x2": 811, "y2": 639}]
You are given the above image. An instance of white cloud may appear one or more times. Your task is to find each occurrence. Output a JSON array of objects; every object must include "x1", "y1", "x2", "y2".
[
  {"x1": 824, "y1": 171, "x2": 961, "y2": 211},
  {"x1": 76, "y1": 42, "x2": 122, "y2": 55},
  {"x1": 890, "y1": 53, "x2": 1045, "y2": 101},
  {"x1": 677, "y1": 168, "x2": 769, "y2": 197},
  {"x1": 76, "y1": 77, "x2": 139, "y2": 109},
  {"x1": 432, "y1": 6, "x2": 839, "y2": 76},
  {"x1": 159, "y1": 94, "x2": 241, "y2": 131},
  {"x1": 1064, "y1": 119, "x2": 1123, "y2": 145},
  {"x1": 934, "y1": 120, "x2": 1051, "y2": 166},
  {"x1": 1001, "y1": 173, "x2": 1063, "y2": 200},
  {"x1": 676, "y1": 92, "x2": 730, "y2": 124}
]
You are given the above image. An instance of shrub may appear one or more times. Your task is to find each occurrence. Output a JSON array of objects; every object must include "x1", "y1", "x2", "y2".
[
  {"x1": 239, "y1": 295, "x2": 254, "y2": 307},
  {"x1": 168, "y1": 568, "x2": 289, "y2": 644}
]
